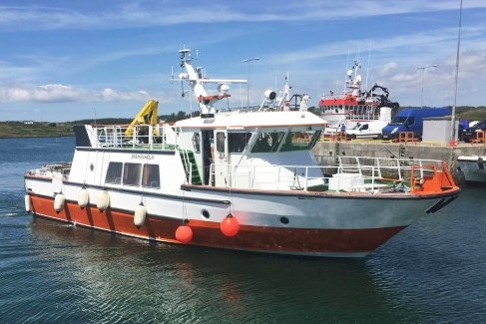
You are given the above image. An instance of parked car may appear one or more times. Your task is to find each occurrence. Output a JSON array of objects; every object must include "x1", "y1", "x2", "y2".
[
  {"x1": 345, "y1": 120, "x2": 388, "y2": 139},
  {"x1": 462, "y1": 120, "x2": 486, "y2": 143}
]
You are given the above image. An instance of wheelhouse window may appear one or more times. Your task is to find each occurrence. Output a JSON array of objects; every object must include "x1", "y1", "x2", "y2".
[
  {"x1": 251, "y1": 131, "x2": 285, "y2": 153},
  {"x1": 280, "y1": 130, "x2": 322, "y2": 151},
  {"x1": 105, "y1": 162, "x2": 123, "y2": 184},
  {"x1": 228, "y1": 132, "x2": 251, "y2": 153},
  {"x1": 123, "y1": 163, "x2": 142, "y2": 186},
  {"x1": 142, "y1": 164, "x2": 160, "y2": 188}
]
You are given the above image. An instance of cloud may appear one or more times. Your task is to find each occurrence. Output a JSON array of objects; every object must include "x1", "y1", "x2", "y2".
[
  {"x1": 1, "y1": 1, "x2": 485, "y2": 31},
  {"x1": 0, "y1": 83, "x2": 150, "y2": 103}
]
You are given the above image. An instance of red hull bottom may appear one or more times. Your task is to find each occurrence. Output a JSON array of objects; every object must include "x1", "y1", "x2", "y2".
[{"x1": 27, "y1": 194, "x2": 406, "y2": 257}]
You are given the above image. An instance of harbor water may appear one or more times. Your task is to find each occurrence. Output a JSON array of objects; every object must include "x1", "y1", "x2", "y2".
[{"x1": 0, "y1": 137, "x2": 485, "y2": 323}]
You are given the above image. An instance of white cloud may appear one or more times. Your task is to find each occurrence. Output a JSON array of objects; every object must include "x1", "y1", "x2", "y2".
[
  {"x1": 1, "y1": 1, "x2": 485, "y2": 31},
  {"x1": 100, "y1": 88, "x2": 149, "y2": 101},
  {"x1": 0, "y1": 83, "x2": 150, "y2": 103}
]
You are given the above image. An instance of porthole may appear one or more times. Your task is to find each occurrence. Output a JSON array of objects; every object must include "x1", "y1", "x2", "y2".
[
  {"x1": 90, "y1": 163, "x2": 94, "y2": 171},
  {"x1": 280, "y1": 217, "x2": 289, "y2": 225},
  {"x1": 201, "y1": 209, "x2": 210, "y2": 219}
]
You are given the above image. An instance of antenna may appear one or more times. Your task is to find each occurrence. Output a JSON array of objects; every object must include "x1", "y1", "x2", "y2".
[
  {"x1": 365, "y1": 42, "x2": 371, "y2": 91},
  {"x1": 344, "y1": 51, "x2": 350, "y2": 93}
]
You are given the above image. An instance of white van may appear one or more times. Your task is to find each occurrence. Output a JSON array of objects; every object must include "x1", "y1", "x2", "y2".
[{"x1": 345, "y1": 120, "x2": 388, "y2": 139}]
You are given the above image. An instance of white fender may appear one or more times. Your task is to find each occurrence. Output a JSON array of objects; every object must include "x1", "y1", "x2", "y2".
[
  {"x1": 134, "y1": 203, "x2": 147, "y2": 227},
  {"x1": 77, "y1": 188, "x2": 90, "y2": 208},
  {"x1": 24, "y1": 194, "x2": 31, "y2": 212},
  {"x1": 96, "y1": 190, "x2": 110, "y2": 211},
  {"x1": 54, "y1": 193, "x2": 65, "y2": 212}
]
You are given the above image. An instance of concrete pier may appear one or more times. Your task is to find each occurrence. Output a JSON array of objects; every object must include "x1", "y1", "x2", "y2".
[{"x1": 312, "y1": 140, "x2": 486, "y2": 184}]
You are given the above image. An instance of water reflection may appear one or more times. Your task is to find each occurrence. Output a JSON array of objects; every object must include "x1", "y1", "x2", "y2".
[
  {"x1": 366, "y1": 187, "x2": 486, "y2": 323},
  {"x1": 2, "y1": 137, "x2": 485, "y2": 323},
  {"x1": 26, "y1": 217, "x2": 411, "y2": 323}
]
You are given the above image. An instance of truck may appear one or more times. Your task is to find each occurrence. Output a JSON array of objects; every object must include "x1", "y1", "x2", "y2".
[
  {"x1": 381, "y1": 107, "x2": 451, "y2": 140},
  {"x1": 345, "y1": 120, "x2": 388, "y2": 139}
]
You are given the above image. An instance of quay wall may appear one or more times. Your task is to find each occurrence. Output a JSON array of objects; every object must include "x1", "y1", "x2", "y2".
[{"x1": 312, "y1": 141, "x2": 486, "y2": 184}]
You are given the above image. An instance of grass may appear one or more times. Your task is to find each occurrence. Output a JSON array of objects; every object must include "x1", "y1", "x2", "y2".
[
  {"x1": 1, "y1": 106, "x2": 486, "y2": 138},
  {"x1": 0, "y1": 122, "x2": 73, "y2": 138}
]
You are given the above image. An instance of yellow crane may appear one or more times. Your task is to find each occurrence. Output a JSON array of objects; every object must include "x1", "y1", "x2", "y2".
[{"x1": 124, "y1": 100, "x2": 159, "y2": 136}]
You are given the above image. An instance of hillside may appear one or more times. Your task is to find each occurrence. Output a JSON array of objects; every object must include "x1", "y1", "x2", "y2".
[
  {"x1": 1, "y1": 106, "x2": 486, "y2": 138},
  {"x1": 0, "y1": 122, "x2": 73, "y2": 138},
  {"x1": 454, "y1": 106, "x2": 486, "y2": 120},
  {"x1": 0, "y1": 110, "x2": 195, "y2": 138}
]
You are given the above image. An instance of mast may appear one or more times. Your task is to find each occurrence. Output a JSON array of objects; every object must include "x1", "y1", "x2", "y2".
[
  {"x1": 450, "y1": 0, "x2": 462, "y2": 143},
  {"x1": 178, "y1": 48, "x2": 247, "y2": 117}
]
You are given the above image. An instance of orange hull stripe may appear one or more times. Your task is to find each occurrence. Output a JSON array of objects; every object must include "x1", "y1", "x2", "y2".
[{"x1": 29, "y1": 195, "x2": 406, "y2": 254}]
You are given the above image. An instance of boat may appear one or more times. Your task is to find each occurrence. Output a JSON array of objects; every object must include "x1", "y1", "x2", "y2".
[
  {"x1": 318, "y1": 60, "x2": 399, "y2": 133},
  {"x1": 24, "y1": 48, "x2": 460, "y2": 257},
  {"x1": 457, "y1": 155, "x2": 486, "y2": 183},
  {"x1": 258, "y1": 73, "x2": 311, "y2": 112}
]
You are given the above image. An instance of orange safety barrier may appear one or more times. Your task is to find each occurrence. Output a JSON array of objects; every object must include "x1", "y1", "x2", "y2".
[
  {"x1": 410, "y1": 162, "x2": 457, "y2": 194},
  {"x1": 332, "y1": 131, "x2": 350, "y2": 142},
  {"x1": 471, "y1": 130, "x2": 486, "y2": 144},
  {"x1": 396, "y1": 131, "x2": 418, "y2": 144}
]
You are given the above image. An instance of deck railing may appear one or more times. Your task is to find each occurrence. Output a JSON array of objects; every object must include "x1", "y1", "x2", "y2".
[
  {"x1": 208, "y1": 156, "x2": 448, "y2": 193},
  {"x1": 90, "y1": 124, "x2": 175, "y2": 150}
]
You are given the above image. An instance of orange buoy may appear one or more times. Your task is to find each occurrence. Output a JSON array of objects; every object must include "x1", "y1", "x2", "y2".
[
  {"x1": 220, "y1": 213, "x2": 240, "y2": 237},
  {"x1": 175, "y1": 225, "x2": 193, "y2": 243}
]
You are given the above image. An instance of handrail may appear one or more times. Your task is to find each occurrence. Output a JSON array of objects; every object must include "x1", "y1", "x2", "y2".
[
  {"x1": 174, "y1": 125, "x2": 195, "y2": 184},
  {"x1": 91, "y1": 124, "x2": 168, "y2": 150},
  {"x1": 203, "y1": 156, "x2": 447, "y2": 192}
]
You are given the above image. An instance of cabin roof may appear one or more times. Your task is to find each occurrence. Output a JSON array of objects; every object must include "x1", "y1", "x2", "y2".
[{"x1": 175, "y1": 111, "x2": 328, "y2": 129}]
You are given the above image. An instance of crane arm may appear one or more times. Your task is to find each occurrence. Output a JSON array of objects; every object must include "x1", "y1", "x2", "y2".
[{"x1": 124, "y1": 100, "x2": 159, "y2": 136}]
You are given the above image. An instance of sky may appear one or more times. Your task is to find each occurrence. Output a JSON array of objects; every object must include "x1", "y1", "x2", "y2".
[{"x1": 1, "y1": 0, "x2": 485, "y2": 122}]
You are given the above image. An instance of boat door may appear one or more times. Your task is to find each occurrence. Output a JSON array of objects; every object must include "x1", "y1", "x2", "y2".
[
  {"x1": 201, "y1": 130, "x2": 213, "y2": 185},
  {"x1": 214, "y1": 129, "x2": 230, "y2": 187}
]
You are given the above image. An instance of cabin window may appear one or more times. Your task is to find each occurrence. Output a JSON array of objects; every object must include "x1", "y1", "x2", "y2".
[
  {"x1": 192, "y1": 132, "x2": 201, "y2": 153},
  {"x1": 123, "y1": 163, "x2": 142, "y2": 186},
  {"x1": 281, "y1": 130, "x2": 322, "y2": 151},
  {"x1": 216, "y1": 132, "x2": 226, "y2": 153},
  {"x1": 252, "y1": 131, "x2": 285, "y2": 153},
  {"x1": 142, "y1": 164, "x2": 160, "y2": 188},
  {"x1": 228, "y1": 132, "x2": 251, "y2": 153},
  {"x1": 105, "y1": 162, "x2": 123, "y2": 184}
]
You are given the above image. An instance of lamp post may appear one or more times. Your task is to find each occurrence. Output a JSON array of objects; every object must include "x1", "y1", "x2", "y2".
[
  {"x1": 243, "y1": 57, "x2": 260, "y2": 109},
  {"x1": 450, "y1": 0, "x2": 463, "y2": 145},
  {"x1": 417, "y1": 65, "x2": 437, "y2": 108}
]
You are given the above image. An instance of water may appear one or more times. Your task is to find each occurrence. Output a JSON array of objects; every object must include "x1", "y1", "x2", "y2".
[{"x1": 1, "y1": 137, "x2": 485, "y2": 323}]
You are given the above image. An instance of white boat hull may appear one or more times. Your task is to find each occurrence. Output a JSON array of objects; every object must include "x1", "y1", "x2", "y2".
[
  {"x1": 25, "y1": 176, "x2": 458, "y2": 257},
  {"x1": 457, "y1": 156, "x2": 486, "y2": 183}
]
